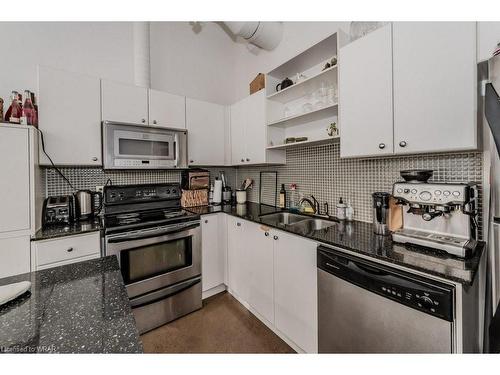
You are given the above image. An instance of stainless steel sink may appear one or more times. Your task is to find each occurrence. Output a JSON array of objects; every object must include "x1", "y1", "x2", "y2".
[
  {"x1": 289, "y1": 218, "x2": 336, "y2": 232},
  {"x1": 259, "y1": 212, "x2": 309, "y2": 225}
]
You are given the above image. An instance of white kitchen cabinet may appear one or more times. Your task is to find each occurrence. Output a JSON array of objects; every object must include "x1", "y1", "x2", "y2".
[
  {"x1": 38, "y1": 66, "x2": 102, "y2": 166},
  {"x1": 31, "y1": 232, "x2": 100, "y2": 271},
  {"x1": 227, "y1": 215, "x2": 250, "y2": 302},
  {"x1": 101, "y1": 79, "x2": 148, "y2": 125},
  {"x1": 274, "y1": 230, "x2": 318, "y2": 353},
  {"x1": 0, "y1": 235, "x2": 31, "y2": 278},
  {"x1": 246, "y1": 221, "x2": 274, "y2": 324},
  {"x1": 230, "y1": 98, "x2": 247, "y2": 165},
  {"x1": 393, "y1": 22, "x2": 477, "y2": 154},
  {"x1": 339, "y1": 23, "x2": 394, "y2": 158},
  {"x1": 201, "y1": 214, "x2": 225, "y2": 293},
  {"x1": 186, "y1": 98, "x2": 226, "y2": 166},
  {"x1": 149, "y1": 89, "x2": 185, "y2": 129},
  {"x1": 230, "y1": 90, "x2": 285, "y2": 165},
  {"x1": 478, "y1": 22, "x2": 500, "y2": 62},
  {"x1": 0, "y1": 126, "x2": 30, "y2": 233}
]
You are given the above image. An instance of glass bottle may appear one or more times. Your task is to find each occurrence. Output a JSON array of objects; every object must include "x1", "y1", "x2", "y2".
[
  {"x1": 5, "y1": 91, "x2": 21, "y2": 123},
  {"x1": 30, "y1": 91, "x2": 38, "y2": 127},
  {"x1": 289, "y1": 183, "x2": 299, "y2": 211},
  {"x1": 22, "y1": 90, "x2": 35, "y2": 125}
]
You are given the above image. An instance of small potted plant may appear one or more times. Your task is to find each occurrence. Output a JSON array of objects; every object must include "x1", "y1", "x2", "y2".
[{"x1": 327, "y1": 122, "x2": 338, "y2": 137}]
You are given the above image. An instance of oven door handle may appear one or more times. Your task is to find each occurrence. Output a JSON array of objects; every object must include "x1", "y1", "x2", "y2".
[
  {"x1": 130, "y1": 276, "x2": 201, "y2": 309},
  {"x1": 107, "y1": 222, "x2": 199, "y2": 243}
]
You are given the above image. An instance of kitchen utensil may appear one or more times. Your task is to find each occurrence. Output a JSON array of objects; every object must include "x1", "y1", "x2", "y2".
[
  {"x1": 75, "y1": 190, "x2": 102, "y2": 220},
  {"x1": 400, "y1": 169, "x2": 433, "y2": 183},
  {"x1": 276, "y1": 77, "x2": 294, "y2": 92},
  {"x1": 372, "y1": 192, "x2": 391, "y2": 236}
]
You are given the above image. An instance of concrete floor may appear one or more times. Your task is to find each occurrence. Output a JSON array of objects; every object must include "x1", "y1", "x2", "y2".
[{"x1": 140, "y1": 291, "x2": 295, "y2": 353}]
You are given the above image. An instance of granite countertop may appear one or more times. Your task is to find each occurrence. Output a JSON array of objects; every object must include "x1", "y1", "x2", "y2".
[
  {"x1": 33, "y1": 219, "x2": 102, "y2": 241},
  {"x1": 188, "y1": 202, "x2": 485, "y2": 286},
  {"x1": 0, "y1": 256, "x2": 142, "y2": 353}
]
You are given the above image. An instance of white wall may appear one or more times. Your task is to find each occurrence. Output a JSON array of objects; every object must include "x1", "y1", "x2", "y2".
[
  {"x1": 231, "y1": 22, "x2": 349, "y2": 101},
  {"x1": 0, "y1": 22, "x2": 135, "y2": 107},
  {"x1": 150, "y1": 22, "x2": 237, "y2": 105}
]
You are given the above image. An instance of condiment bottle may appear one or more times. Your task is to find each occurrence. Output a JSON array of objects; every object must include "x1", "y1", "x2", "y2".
[{"x1": 336, "y1": 197, "x2": 346, "y2": 220}]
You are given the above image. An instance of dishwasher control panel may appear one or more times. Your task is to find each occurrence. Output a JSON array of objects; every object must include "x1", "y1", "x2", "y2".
[{"x1": 317, "y1": 246, "x2": 454, "y2": 322}]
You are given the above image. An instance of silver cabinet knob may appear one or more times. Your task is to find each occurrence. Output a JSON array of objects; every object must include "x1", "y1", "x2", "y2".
[
  {"x1": 399, "y1": 141, "x2": 407, "y2": 147},
  {"x1": 67, "y1": 247, "x2": 73, "y2": 252},
  {"x1": 141, "y1": 118, "x2": 146, "y2": 123},
  {"x1": 236, "y1": 222, "x2": 241, "y2": 227},
  {"x1": 265, "y1": 232, "x2": 269, "y2": 237},
  {"x1": 204, "y1": 219, "x2": 208, "y2": 224},
  {"x1": 241, "y1": 158, "x2": 245, "y2": 162},
  {"x1": 92, "y1": 157, "x2": 98, "y2": 161},
  {"x1": 190, "y1": 160, "x2": 194, "y2": 163},
  {"x1": 273, "y1": 235, "x2": 279, "y2": 240},
  {"x1": 246, "y1": 158, "x2": 250, "y2": 162},
  {"x1": 378, "y1": 143, "x2": 385, "y2": 149},
  {"x1": 153, "y1": 120, "x2": 157, "y2": 124}
]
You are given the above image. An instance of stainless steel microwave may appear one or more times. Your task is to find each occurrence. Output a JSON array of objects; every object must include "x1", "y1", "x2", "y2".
[{"x1": 102, "y1": 121, "x2": 188, "y2": 170}]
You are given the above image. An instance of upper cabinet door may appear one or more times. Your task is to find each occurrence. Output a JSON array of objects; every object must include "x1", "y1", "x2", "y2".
[
  {"x1": 244, "y1": 90, "x2": 267, "y2": 165},
  {"x1": 339, "y1": 24, "x2": 394, "y2": 158},
  {"x1": 393, "y1": 22, "x2": 477, "y2": 154},
  {"x1": 101, "y1": 80, "x2": 148, "y2": 125},
  {"x1": 0, "y1": 127, "x2": 30, "y2": 233},
  {"x1": 38, "y1": 66, "x2": 102, "y2": 166},
  {"x1": 230, "y1": 99, "x2": 247, "y2": 165},
  {"x1": 186, "y1": 98, "x2": 225, "y2": 166},
  {"x1": 149, "y1": 89, "x2": 186, "y2": 129}
]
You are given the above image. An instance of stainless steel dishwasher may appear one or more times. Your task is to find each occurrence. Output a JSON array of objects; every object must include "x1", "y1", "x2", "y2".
[{"x1": 317, "y1": 245, "x2": 455, "y2": 353}]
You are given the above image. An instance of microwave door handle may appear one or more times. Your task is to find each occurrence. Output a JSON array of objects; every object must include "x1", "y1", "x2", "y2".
[{"x1": 174, "y1": 133, "x2": 178, "y2": 168}]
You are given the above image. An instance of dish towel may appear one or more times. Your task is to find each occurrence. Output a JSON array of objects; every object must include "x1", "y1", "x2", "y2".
[{"x1": 0, "y1": 281, "x2": 31, "y2": 307}]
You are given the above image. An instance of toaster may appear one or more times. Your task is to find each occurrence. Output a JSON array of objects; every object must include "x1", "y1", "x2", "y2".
[
  {"x1": 42, "y1": 195, "x2": 76, "y2": 227},
  {"x1": 181, "y1": 169, "x2": 210, "y2": 190}
]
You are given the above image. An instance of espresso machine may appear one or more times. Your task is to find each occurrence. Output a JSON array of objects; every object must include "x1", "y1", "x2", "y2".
[{"x1": 392, "y1": 170, "x2": 479, "y2": 258}]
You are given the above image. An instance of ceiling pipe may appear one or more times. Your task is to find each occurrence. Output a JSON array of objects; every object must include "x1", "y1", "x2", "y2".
[
  {"x1": 133, "y1": 22, "x2": 151, "y2": 88},
  {"x1": 223, "y1": 22, "x2": 283, "y2": 51}
]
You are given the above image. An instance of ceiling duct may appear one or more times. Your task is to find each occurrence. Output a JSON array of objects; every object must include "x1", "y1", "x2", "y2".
[{"x1": 224, "y1": 22, "x2": 283, "y2": 51}]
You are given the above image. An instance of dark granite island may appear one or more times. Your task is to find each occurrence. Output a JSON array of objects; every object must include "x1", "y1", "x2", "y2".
[{"x1": 0, "y1": 256, "x2": 142, "y2": 353}]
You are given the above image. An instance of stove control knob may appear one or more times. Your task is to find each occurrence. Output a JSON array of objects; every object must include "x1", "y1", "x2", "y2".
[
  {"x1": 434, "y1": 190, "x2": 442, "y2": 196},
  {"x1": 411, "y1": 189, "x2": 417, "y2": 194},
  {"x1": 172, "y1": 189, "x2": 177, "y2": 194},
  {"x1": 404, "y1": 188, "x2": 410, "y2": 194},
  {"x1": 443, "y1": 191, "x2": 451, "y2": 197},
  {"x1": 166, "y1": 189, "x2": 170, "y2": 194},
  {"x1": 452, "y1": 191, "x2": 461, "y2": 197},
  {"x1": 419, "y1": 191, "x2": 432, "y2": 201}
]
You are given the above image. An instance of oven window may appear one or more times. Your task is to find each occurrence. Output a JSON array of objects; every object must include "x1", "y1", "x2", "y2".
[
  {"x1": 118, "y1": 138, "x2": 170, "y2": 157},
  {"x1": 121, "y1": 237, "x2": 192, "y2": 284}
]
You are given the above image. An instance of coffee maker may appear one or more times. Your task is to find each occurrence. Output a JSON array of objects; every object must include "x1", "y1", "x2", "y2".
[{"x1": 392, "y1": 170, "x2": 479, "y2": 258}]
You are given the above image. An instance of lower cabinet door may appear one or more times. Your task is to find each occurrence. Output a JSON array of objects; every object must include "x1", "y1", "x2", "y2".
[
  {"x1": 246, "y1": 221, "x2": 274, "y2": 324},
  {"x1": 201, "y1": 214, "x2": 224, "y2": 292},
  {"x1": 274, "y1": 230, "x2": 318, "y2": 353},
  {"x1": 227, "y1": 216, "x2": 249, "y2": 302},
  {"x1": 0, "y1": 235, "x2": 31, "y2": 278}
]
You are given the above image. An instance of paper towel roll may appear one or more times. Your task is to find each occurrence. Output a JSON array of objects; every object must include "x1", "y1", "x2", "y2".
[{"x1": 213, "y1": 179, "x2": 222, "y2": 204}]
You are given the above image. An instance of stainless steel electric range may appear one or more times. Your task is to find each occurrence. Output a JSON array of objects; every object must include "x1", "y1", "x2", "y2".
[{"x1": 103, "y1": 183, "x2": 201, "y2": 334}]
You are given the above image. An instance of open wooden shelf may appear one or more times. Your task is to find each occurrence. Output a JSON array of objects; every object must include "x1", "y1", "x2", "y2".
[
  {"x1": 267, "y1": 102, "x2": 338, "y2": 129},
  {"x1": 266, "y1": 65, "x2": 338, "y2": 104},
  {"x1": 266, "y1": 136, "x2": 339, "y2": 150}
]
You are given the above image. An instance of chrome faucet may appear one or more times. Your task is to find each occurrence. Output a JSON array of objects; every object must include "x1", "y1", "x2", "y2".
[{"x1": 299, "y1": 195, "x2": 320, "y2": 214}]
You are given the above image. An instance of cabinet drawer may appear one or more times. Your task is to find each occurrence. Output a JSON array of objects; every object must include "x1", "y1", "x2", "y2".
[{"x1": 33, "y1": 232, "x2": 100, "y2": 268}]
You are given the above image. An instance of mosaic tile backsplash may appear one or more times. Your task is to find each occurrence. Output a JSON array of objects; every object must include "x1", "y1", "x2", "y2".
[
  {"x1": 235, "y1": 143, "x2": 484, "y2": 234},
  {"x1": 44, "y1": 143, "x2": 483, "y2": 235}
]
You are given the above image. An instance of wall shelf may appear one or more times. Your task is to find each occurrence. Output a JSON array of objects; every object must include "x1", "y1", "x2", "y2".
[
  {"x1": 266, "y1": 136, "x2": 339, "y2": 150},
  {"x1": 266, "y1": 65, "x2": 338, "y2": 104},
  {"x1": 268, "y1": 102, "x2": 338, "y2": 129}
]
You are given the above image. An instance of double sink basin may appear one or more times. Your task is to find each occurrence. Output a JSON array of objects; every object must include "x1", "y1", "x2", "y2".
[{"x1": 258, "y1": 212, "x2": 336, "y2": 234}]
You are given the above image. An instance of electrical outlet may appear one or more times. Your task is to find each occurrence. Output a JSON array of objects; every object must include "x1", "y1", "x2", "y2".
[{"x1": 96, "y1": 185, "x2": 104, "y2": 194}]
